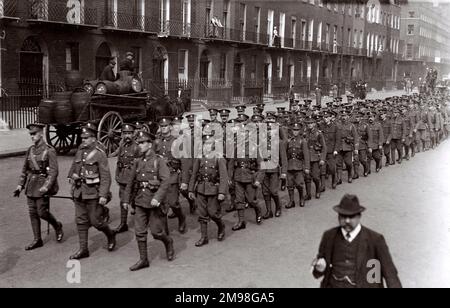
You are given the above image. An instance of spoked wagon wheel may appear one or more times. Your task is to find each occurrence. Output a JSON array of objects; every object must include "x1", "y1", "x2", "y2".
[
  {"x1": 98, "y1": 111, "x2": 123, "y2": 156},
  {"x1": 45, "y1": 124, "x2": 77, "y2": 155}
]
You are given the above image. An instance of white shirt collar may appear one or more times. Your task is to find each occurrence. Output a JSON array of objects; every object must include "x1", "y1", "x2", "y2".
[{"x1": 341, "y1": 224, "x2": 362, "y2": 243}]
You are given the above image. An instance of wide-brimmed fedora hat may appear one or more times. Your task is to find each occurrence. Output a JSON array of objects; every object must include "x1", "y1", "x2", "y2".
[{"x1": 333, "y1": 194, "x2": 366, "y2": 216}]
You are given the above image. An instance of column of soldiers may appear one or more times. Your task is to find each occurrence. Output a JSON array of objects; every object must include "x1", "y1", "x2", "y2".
[{"x1": 15, "y1": 92, "x2": 449, "y2": 271}]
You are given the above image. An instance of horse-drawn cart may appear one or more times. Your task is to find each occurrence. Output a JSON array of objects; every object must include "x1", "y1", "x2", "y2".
[{"x1": 43, "y1": 91, "x2": 149, "y2": 156}]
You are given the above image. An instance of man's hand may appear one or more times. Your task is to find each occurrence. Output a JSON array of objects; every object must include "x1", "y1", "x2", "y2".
[
  {"x1": 151, "y1": 199, "x2": 160, "y2": 207},
  {"x1": 122, "y1": 203, "x2": 129, "y2": 211},
  {"x1": 253, "y1": 181, "x2": 261, "y2": 188},
  {"x1": 228, "y1": 180, "x2": 233, "y2": 186},
  {"x1": 218, "y1": 194, "x2": 225, "y2": 201},
  {"x1": 354, "y1": 150, "x2": 359, "y2": 155},
  {"x1": 304, "y1": 169, "x2": 310, "y2": 175},
  {"x1": 71, "y1": 173, "x2": 80, "y2": 180},
  {"x1": 188, "y1": 192, "x2": 196, "y2": 200},
  {"x1": 409, "y1": 134, "x2": 413, "y2": 139},
  {"x1": 313, "y1": 258, "x2": 327, "y2": 273},
  {"x1": 180, "y1": 183, "x2": 188, "y2": 191},
  {"x1": 386, "y1": 141, "x2": 390, "y2": 145},
  {"x1": 368, "y1": 148, "x2": 373, "y2": 154},
  {"x1": 402, "y1": 139, "x2": 405, "y2": 143},
  {"x1": 13, "y1": 185, "x2": 22, "y2": 198},
  {"x1": 333, "y1": 151, "x2": 338, "y2": 156},
  {"x1": 379, "y1": 145, "x2": 383, "y2": 150},
  {"x1": 280, "y1": 173, "x2": 287, "y2": 179},
  {"x1": 99, "y1": 197, "x2": 108, "y2": 206},
  {"x1": 319, "y1": 160, "x2": 325, "y2": 166},
  {"x1": 39, "y1": 187, "x2": 48, "y2": 194}
]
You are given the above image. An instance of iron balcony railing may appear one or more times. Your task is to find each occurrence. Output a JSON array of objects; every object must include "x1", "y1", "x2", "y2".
[
  {"x1": 28, "y1": 0, "x2": 98, "y2": 25},
  {"x1": 0, "y1": 0, "x2": 18, "y2": 18},
  {"x1": 103, "y1": 11, "x2": 146, "y2": 31}
]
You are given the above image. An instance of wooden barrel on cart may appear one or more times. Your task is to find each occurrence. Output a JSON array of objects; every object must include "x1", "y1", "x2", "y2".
[
  {"x1": 53, "y1": 92, "x2": 73, "y2": 124},
  {"x1": 65, "y1": 70, "x2": 83, "y2": 89},
  {"x1": 38, "y1": 99, "x2": 56, "y2": 124},
  {"x1": 95, "y1": 76, "x2": 143, "y2": 95},
  {"x1": 96, "y1": 81, "x2": 120, "y2": 95},
  {"x1": 71, "y1": 91, "x2": 91, "y2": 121}
]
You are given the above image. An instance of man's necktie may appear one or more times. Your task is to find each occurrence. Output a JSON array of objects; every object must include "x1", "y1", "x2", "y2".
[{"x1": 346, "y1": 232, "x2": 351, "y2": 242}]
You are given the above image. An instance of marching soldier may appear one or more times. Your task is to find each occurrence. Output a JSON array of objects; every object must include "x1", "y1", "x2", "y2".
[
  {"x1": 68, "y1": 125, "x2": 116, "y2": 260},
  {"x1": 219, "y1": 109, "x2": 231, "y2": 124},
  {"x1": 336, "y1": 110, "x2": 359, "y2": 184},
  {"x1": 14, "y1": 123, "x2": 63, "y2": 250},
  {"x1": 304, "y1": 116, "x2": 327, "y2": 199},
  {"x1": 285, "y1": 122, "x2": 310, "y2": 208},
  {"x1": 188, "y1": 127, "x2": 228, "y2": 247},
  {"x1": 225, "y1": 118, "x2": 239, "y2": 213},
  {"x1": 260, "y1": 114, "x2": 287, "y2": 218},
  {"x1": 367, "y1": 112, "x2": 385, "y2": 173},
  {"x1": 380, "y1": 110, "x2": 393, "y2": 166},
  {"x1": 354, "y1": 111, "x2": 372, "y2": 178},
  {"x1": 390, "y1": 109, "x2": 407, "y2": 165},
  {"x1": 208, "y1": 108, "x2": 220, "y2": 124},
  {"x1": 228, "y1": 119, "x2": 264, "y2": 231},
  {"x1": 179, "y1": 115, "x2": 197, "y2": 215},
  {"x1": 154, "y1": 117, "x2": 189, "y2": 234},
  {"x1": 111, "y1": 124, "x2": 141, "y2": 234},
  {"x1": 122, "y1": 131, "x2": 174, "y2": 271},
  {"x1": 320, "y1": 110, "x2": 341, "y2": 189},
  {"x1": 401, "y1": 108, "x2": 414, "y2": 161}
]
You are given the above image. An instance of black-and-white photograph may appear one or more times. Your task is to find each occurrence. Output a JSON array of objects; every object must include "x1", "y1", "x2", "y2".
[{"x1": 0, "y1": 0, "x2": 449, "y2": 291}]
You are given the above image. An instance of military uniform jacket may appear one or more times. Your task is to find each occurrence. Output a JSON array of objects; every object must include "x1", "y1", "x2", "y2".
[
  {"x1": 286, "y1": 135, "x2": 311, "y2": 171},
  {"x1": 391, "y1": 117, "x2": 407, "y2": 140},
  {"x1": 321, "y1": 122, "x2": 342, "y2": 154},
  {"x1": 357, "y1": 122, "x2": 373, "y2": 150},
  {"x1": 116, "y1": 141, "x2": 141, "y2": 185},
  {"x1": 18, "y1": 140, "x2": 59, "y2": 198},
  {"x1": 381, "y1": 119, "x2": 392, "y2": 143},
  {"x1": 305, "y1": 129, "x2": 327, "y2": 162},
  {"x1": 189, "y1": 156, "x2": 228, "y2": 196},
  {"x1": 70, "y1": 144, "x2": 111, "y2": 200},
  {"x1": 339, "y1": 122, "x2": 359, "y2": 151},
  {"x1": 123, "y1": 150, "x2": 170, "y2": 208},
  {"x1": 154, "y1": 135, "x2": 190, "y2": 185},
  {"x1": 259, "y1": 128, "x2": 288, "y2": 174},
  {"x1": 368, "y1": 122, "x2": 384, "y2": 149}
]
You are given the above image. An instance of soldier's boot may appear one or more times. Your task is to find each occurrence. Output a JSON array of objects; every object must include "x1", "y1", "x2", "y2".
[
  {"x1": 305, "y1": 181, "x2": 312, "y2": 200},
  {"x1": 320, "y1": 175, "x2": 326, "y2": 193},
  {"x1": 375, "y1": 158, "x2": 382, "y2": 173},
  {"x1": 286, "y1": 190, "x2": 295, "y2": 209},
  {"x1": 232, "y1": 210, "x2": 246, "y2": 231},
  {"x1": 331, "y1": 174, "x2": 337, "y2": 189},
  {"x1": 212, "y1": 217, "x2": 226, "y2": 242},
  {"x1": 274, "y1": 196, "x2": 282, "y2": 217},
  {"x1": 161, "y1": 234, "x2": 175, "y2": 261},
  {"x1": 41, "y1": 210, "x2": 64, "y2": 243},
  {"x1": 173, "y1": 207, "x2": 187, "y2": 234},
  {"x1": 26, "y1": 215, "x2": 43, "y2": 251},
  {"x1": 411, "y1": 145, "x2": 416, "y2": 157},
  {"x1": 404, "y1": 147, "x2": 410, "y2": 160},
  {"x1": 336, "y1": 169, "x2": 343, "y2": 185},
  {"x1": 385, "y1": 155, "x2": 390, "y2": 167},
  {"x1": 129, "y1": 241, "x2": 150, "y2": 271},
  {"x1": 348, "y1": 167, "x2": 353, "y2": 183},
  {"x1": 363, "y1": 161, "x2": 369, "y2": 177},
  {"x1": 70, "y1": 226, "x2": 89, "y2": 260},
  {"x1": 114, "y1": 206, "x2": 129, "y2": 234},
  {"x1": 353, "y1": 164, "x2": 359, "y2": 179},
  {"x1": 298, "y1": 186, "x2": 306, "y2": 207},
  {"x1": 99, "y1": 225, "x2": 116, "y2": 252},
  {"x1": 263, "y1": 197, "x2": 273, "y2": 219},
  {"x1": 254, "y1": 205, "x2": 263, "y2": 225},
  {"x1": 390, "y1": 149, "x2": 396, "y2": 165},
  {"x1": 195, "y1": 222, "x2": 209, "y2": 247},
  {"x1": 314, "y1": 179, "x2": 321, "y2": 199}
]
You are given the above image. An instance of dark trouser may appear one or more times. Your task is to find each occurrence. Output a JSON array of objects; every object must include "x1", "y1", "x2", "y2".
[
  {"x1": 368, "y1": 149, "x2": 382, "y2": 170},
  {"x1": 337, "y1": 151, "x2": 353, "y2": 179},
  {"x1": 391, "y1": 139, "x2": 403, "y2": 163},
  {"x1": 325, "y1": 153, "x2": 336, "y2": 177},
  {"x1": 287, "y1": 170, "x2": 305, "y2": 203},
  {"x1": 134, "y1": 206, "x2": 169, "y2": 242},
  {"x1": 235, "y1": 181, "x2": 261, "y2": 222},
  {"x1": 383, "y1": 143, "x2": 391, "y2": 164},
  {"x1": 27, "y1": 197, "x2": 59, "y2": 240},
  {"x1": 165, "y1": 183, "x2": 186, "y2": 225},
  {"x1": 403, "y1": 136, "x2": 412, "y2": 158},
  {"x1": 74, "y1": 198, "x2": 112, "y2": 250},
  {"x1": 118, "y1": 184, "x2": 128, "y2": 224},
  {"x1": 196, "y1": 193, "x2": 222, "y2": 223},
  {"x1": 354, "y1": 149, "x2": 368, "y2": 175},
  {"x1": 305, "y1": 161, "x2": 321, "y2": 194},
  {"x1": 262, "y1": 172, "x2": 279, "y2": 198}
]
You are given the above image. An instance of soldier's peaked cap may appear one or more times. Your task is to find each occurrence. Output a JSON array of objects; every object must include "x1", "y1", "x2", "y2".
[
  {"x1": 159, "y1": 117, "x2": 172, "y2": 126},
  {"x1": 136, "y1": 131, "x2": 153, "y2": 143},
  {"x1": 26, "y1": 123, "x2": 46, "y2": 132},
  {"x1": 122, "y1": 123, "x2": 136, "y2": 133}
]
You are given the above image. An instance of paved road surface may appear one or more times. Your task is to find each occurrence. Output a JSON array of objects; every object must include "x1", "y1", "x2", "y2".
[{"x1": 0, "y1": 138, "x2": 449, "y2": 288}]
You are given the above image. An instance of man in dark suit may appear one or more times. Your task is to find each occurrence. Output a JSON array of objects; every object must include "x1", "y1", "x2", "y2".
[{"x1": 312, "y1": 194, "x2": 402, "y2": 288}]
